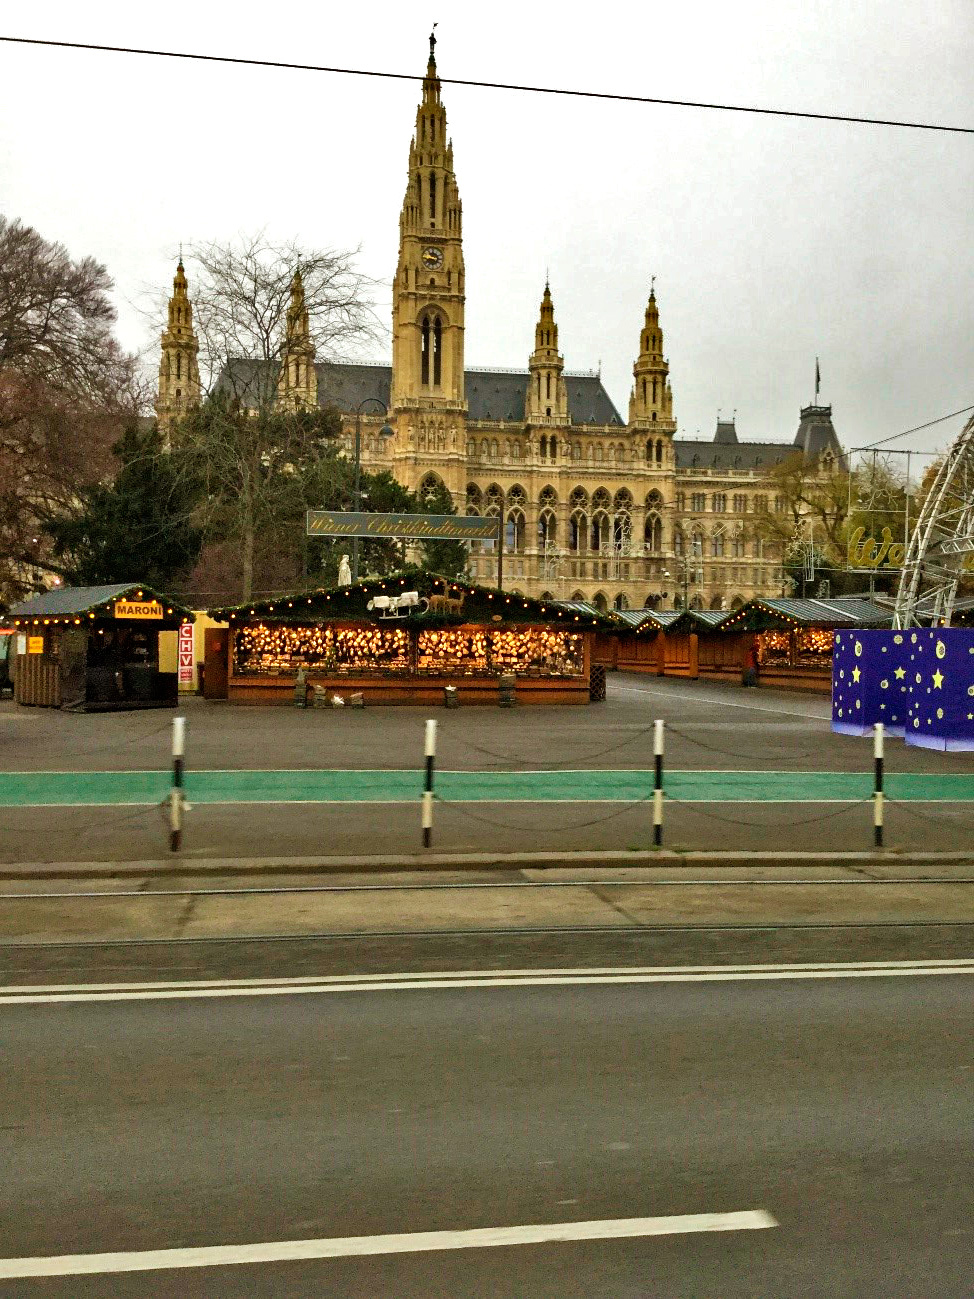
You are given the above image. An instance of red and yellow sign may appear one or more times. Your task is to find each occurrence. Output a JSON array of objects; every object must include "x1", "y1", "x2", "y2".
[{"x1": 114, "y1": 600, "x2": 163, "y2": 620}]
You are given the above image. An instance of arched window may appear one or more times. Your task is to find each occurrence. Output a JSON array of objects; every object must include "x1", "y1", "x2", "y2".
[
  {"x1": 655, "y1": 440, "x2": 663, "y2": 464},
  {"x1": 429, "y1": 171, "x2": 437, "y2": 222},
  {"x1": 506, "y1": 510, "x2": 525, "y2": 552},
  {"x1": 614, "y1": 512, "x2": 632, "y2": 554},
  {"x1": 613, "y1": 593, "x2": 629, "y2": 611},
  {"x1": 573, "y1": 442, "x2": 581, "y2": 461},
  {"x1": 645, "y1": 514, "x2": 662, "y2": 551},
  {"x1": 550, "y1": 436, "x2": 557, "y2": 460},
  {"x1": 176, "y1": 353, "x2": 182, "y2": 380},
  {"x1": 540, "y1": 435, "x2": 548, "y2": 460},
  {"x1": 674, "y1": 530, "x2": 685, "y2": 556},
  {"x1": 538, "y1": 510, "x2": 557, "y2": 546},
  {"x1": 421, "y1": 316, "x2": 430, "y2": 385},
  {"x1": 592, "y1": 591, "x2": 608, "y2": 613},
  {"x1": 419, "y1": 473, "x2": 444, "y2": 504},
  {"x1": 433, "y1": 317, "x2": 442, "y2": 385},
  {"x1": 569, "y1": 512, "x2": 586, "y2": 552},
  {"x1": 590, "y1": 512, "x2": 610, "y2": 552},
  {"x1": 466, "y1": 439, "x2": 475, "y2": 456},
  {"x1": 645, "y1": 439, "x2": 652, "y2": 462},
  {"x1": 490, "y1": 439, "x2": 499, "y2": 458},
  {"x1": 711, "y1": 530, "x2": 726, "y2": 558}
]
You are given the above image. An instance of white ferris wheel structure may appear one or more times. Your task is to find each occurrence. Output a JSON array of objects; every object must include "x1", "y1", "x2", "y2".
[{"x1": 894, "y1": 411, "x2": 974, "y2": 628}]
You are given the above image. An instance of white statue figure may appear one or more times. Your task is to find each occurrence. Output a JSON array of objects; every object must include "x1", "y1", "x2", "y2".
[{"x1": 338, "y1": 554, "x2": 352, "y2": 586}]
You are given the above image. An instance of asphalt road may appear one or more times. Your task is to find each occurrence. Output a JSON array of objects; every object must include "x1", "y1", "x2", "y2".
[{"x1": 2, "y1": 946, "x2": 973, "y2": 1296}]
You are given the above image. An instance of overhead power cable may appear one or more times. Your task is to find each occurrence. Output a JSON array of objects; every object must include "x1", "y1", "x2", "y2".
[
  {"x1": 1, "y1": 35, "x2": 972, "y2": 135},
  {"x1": 851, "y1": 404, "x2": 974, "y2": 452}
]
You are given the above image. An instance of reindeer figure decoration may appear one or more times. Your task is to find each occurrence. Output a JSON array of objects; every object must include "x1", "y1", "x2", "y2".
[{"x1": 427, "y1": 582, "x2": 465, "y2": 617}]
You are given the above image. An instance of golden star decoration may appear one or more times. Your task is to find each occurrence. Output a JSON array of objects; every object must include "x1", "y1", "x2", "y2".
[
  {"x1": 932, "y1": 670, "x2": 945, "y2": 689},
  {"x1": 851, "y1": 666, "x2": 861, "y2": 683},
  {"x1": 894, "y1": 666, "x2": 906, "y2": 680}
]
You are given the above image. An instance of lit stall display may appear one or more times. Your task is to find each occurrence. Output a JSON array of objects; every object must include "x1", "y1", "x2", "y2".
[
  {"x1": 416, "y1": 629, "x2": 584, "y2": 677},
  {"x1": 795, "y1": 626, "x2": 833, "y2": 665},
  {"x1": 209, "y1": 571, "x2": 602, "y2": 706},
  {"x1": 233, "y1": 624, "x2": 411, "y2": 676}
]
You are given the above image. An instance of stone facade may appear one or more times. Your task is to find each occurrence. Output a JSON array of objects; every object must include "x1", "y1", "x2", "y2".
[{"x1": 156, "y1": 37, "x2": 845, "y2": 613}]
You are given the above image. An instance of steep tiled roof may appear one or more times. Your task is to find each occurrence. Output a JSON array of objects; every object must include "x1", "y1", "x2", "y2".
[
  {"x1": 674, "y1": 440, "x2": 798, "y2": 471},
  {"x1": 216, "y1": 361, "x2": 624, "y2": 426}
]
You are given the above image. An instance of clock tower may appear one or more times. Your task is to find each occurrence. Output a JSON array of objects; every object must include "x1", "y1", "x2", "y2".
[{"x1": 390, "y1": 33, "x2": 466, "y2": 430}]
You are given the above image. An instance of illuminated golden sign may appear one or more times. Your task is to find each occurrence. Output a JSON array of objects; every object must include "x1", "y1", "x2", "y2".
[
  {"x1": 114, "y1": 600, "x2": 164, "y2": 620},
  {"x1": 847, "y1": 527, "x2": 905, "y2": 569},
  {"x1": 848, "y1": 527, "x2": 974, "y2": 572},
  {"x1": 27, "y1": 636, "x2": 44, "y2": 654}
]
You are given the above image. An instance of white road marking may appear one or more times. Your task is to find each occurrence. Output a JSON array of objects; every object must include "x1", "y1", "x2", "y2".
[
  {"x1": 0, "y1": 1211, "x2": 777, "y2": 1277},
  {"x1": 612, "y1": 684, "x2": 831, "y2": 721},
  {"x1": 1, "y1": 960, "x2": 973, "y2": 1005}
]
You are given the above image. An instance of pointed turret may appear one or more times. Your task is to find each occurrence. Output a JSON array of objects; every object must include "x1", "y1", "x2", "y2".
[
  {"x1": 277, "y1": 267, "x2": 317, "y2": 412},
  {"x1": 628, "y1": 284, "x2": 675, "y2": 429},
  {"x1": 156, "y1": 257, "x2": 200, "y2": 435},
  {"x1": 525, "y1": 282, "x2": 568, "y2": 424}
]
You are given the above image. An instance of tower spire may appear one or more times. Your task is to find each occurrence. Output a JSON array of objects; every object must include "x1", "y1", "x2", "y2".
[
  {"x1": 390, "y1": 38, "x2": 465, "y2": 414},
  {"x1": 277, "y1": 266, "x2": 317, "y2": 412},
  {"x1": 526, "y1": 281, "x2": 568, "y2": 425},
  {"x1": 156, "y1": 254, "x2": 200, "y2": 435},
  {"x1": 628, "y1": 282, "x2": 675, "y2": 431}
]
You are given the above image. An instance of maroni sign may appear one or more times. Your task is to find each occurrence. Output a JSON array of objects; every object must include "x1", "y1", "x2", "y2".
[{"x1": 306, "y1": 510, "x2": 500, "y2": 541}]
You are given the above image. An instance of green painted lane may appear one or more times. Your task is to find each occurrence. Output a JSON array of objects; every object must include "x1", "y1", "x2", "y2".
[{"x1": 3, "y1": 768, "x2": 974, "y2": 806}]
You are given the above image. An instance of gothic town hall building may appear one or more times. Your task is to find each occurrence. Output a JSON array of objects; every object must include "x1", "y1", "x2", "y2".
[{"x1": 156, "y1": 40, "x2": 844, "y2": 613}]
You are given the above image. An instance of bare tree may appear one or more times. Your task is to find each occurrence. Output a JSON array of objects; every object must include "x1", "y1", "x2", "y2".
[
  {"x1": 162, "y1": 233, "x2": 383, "y2": 601},
  {"x1": 186, "y1": 232, "x2": 382, "y2": 409},
  {"x1": 0, "y1": 217, "x2": 142, "y2": 601}
]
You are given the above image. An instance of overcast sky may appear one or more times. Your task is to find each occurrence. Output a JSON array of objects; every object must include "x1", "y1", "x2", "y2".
[{"x1": 1, "y1": 1, "x2": 971, "y2": 473}]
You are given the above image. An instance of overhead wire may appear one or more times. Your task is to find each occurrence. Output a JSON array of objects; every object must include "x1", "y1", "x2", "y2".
[{"x1": 1, "y1": 35, "x2": 971, "y2": 135}]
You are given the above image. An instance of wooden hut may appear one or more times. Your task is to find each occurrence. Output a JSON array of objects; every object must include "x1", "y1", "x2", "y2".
[
  {"x1": 207, "y1": 571, "x2": 600, "y2": 706},
  {"x1": 8, "y1": 584, "x2": 194, "y2": 711}
]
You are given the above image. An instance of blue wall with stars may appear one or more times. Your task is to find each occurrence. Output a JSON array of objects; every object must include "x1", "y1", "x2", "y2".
[{"x1": 832, "y1": 628, "x2": 974, "y2": 751}]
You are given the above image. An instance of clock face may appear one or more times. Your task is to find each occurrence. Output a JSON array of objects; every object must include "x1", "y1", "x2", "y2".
[{"x1": 422, "y1": 245, "x2": 444, "y2": 270}]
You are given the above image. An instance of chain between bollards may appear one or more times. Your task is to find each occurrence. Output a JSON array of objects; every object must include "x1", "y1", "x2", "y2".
[
  {"x1": 653, "y1": 718, "x2": 665, "y2": 846},
  {"x1": 169, "y1": 715, "x2": 186, "y2": 853},
  {"x1": 873, "y1": 721, "x2": 884, "y2": 848},
  {"x1": 422, "y1": 718, "x2": 437, "y2": 848}
]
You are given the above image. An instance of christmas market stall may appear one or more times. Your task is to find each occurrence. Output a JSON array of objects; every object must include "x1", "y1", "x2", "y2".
[
  {"x1": 615, "y1": 608, "x2": 728, "y2": 679},
  {"x1": 207, "y1": 572, "x2": 600, "y2": 706},
  {"x1": 716, "y1": 596, "x2": 892, "y2": 692},
  {"x1": 612, "y1": 596, "x2": 892, "y2": 690},
  {"x1": 7, "y1": 584, "x2": 194, "y2": 711}
]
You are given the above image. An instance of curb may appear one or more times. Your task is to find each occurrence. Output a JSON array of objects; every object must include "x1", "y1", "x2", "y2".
[{"x1": 1, "y1": 848, "x2": 972, "y2": 880}]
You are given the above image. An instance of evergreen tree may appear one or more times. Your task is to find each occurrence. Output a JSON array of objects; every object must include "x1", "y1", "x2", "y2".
[{"x1": 44, "y1": 423, "x2": 202, "y2": 588}]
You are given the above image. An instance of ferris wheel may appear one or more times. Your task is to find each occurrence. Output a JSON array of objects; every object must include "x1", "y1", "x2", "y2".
[{"x1": 894, "y1": 411, "x2": 974, "y2": 628}]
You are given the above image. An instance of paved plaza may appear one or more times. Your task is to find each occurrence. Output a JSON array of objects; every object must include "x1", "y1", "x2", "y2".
[{"x1": 3, "y1": 671, "x2": 974, "y2": 864}]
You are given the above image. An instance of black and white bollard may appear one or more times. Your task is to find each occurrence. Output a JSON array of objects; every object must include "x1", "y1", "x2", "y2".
[
  {"x1": 873, "y1": 721, "x2": 884, "y2": 849},
  {"x1": 422, "y1": 718, "x2": 437, "y2": 848},
  {"x1": 170, "y1": 715, "x2": 186, "y2": 853},
  {"x1": 653, "y1": 718, "x2": 665, "y2": 847}
]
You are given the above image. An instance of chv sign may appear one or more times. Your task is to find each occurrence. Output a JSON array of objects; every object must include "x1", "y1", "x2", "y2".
[{"x1": 178, "y1": 623, "x2": 194, "y2": 686}]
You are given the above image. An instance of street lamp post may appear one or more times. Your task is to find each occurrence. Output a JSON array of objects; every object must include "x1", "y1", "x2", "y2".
[
  {"x1": 351, "y1": 398, "x2": 395, "y2": 582},
  {"x1": 663, "y1": 541, "x2": 702, "y2": 611}
]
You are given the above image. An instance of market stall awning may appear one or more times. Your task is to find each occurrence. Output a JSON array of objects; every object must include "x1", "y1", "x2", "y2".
[
  {"x1": 719, "y1": 596, "x2": 892, "y2": 633},
  {"x1": 8, "y1": 584, "x2": 195, "y2": 626},
  {"x1": 211, "y1": 570, "x2": 608, "y2": 629}
]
